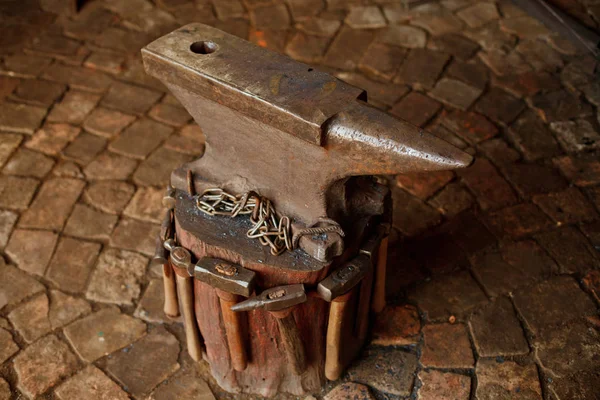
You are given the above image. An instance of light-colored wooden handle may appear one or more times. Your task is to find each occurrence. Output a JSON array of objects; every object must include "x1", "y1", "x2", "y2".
[
  {"x1": 176, "y1": 274, "x2": 203, "y2": 361},
  {"x1": 325, "y1": 292, "x2": 352, "y2": 381},
  {"x1": 218, "y1": 293, "x2": 248, "y2": 372},
  {"x1": 163, "y1": 263, "x2": 179, "y2": 318},
  {"x1": 272, "y1": 310, "x2": 306, "y2": 375}
]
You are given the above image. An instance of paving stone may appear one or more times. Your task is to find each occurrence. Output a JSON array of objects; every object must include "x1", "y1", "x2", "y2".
[
  {"x1": 428, "y1": 182, "x2": 473, "y2": 216},
  {"x1": 53, "y1": 161, "x2": 85, "y2": 179},
  {"x1": 25, "y1": 123, "x2": 80, "y2": 156},
  {"x1": 84, "y1": 181, "x2": 135, "y2": 215},
  {"x1": 19, "y1": 178, "x2": 85, "y2": 230},
  {"x1": 535, "y1": 226, "x2": 599, "y2": 274},
  {"x1": 474, "y1": 88, "x2": 525, "y2": 125},
  {"x1": 148, "y1": 366, "x2": 215, "y2": 399},
  {"x1": 500, "y1": 16, "x2": 550, "y2": 39},
  {"x1": 213, "y1": 0, "x2": 245, "y2": 19},
  {"x1": 83, "y1": 107, "x2": 136, "y2": 138},
  {"x1": 447, "y1": 211, "x2": 498, "y2": 255},
  {"x1": 0, "y1": 175, "x2": 39, "y2": 210},
  {"x1": 445, "y1": 59, "x2": 489, "y2": 90},
  {"x1": 124, "y1": 187, "x2": 165, "y2": 223},
  {"x1": 547, "y1": 368, "x2": 600, "y2": 400},
  {"x1": 516, "y1": 39, "x2": 563, "y2": 71},
  {"x1": 102, "y1": 81, "x2": 163, "y2": 116},
  {"x1": 412, "y1": 11, "x2": 464, "y2": 36},
  {"x1": 581, "y1": 81, "x2": 600, "y2": 107},
  {"x1": 0, "y1": 54, "x2": 51, "y2": 78},
  {"x1": 110, "y1": 218, "x2": 160, "y2": 257},
  {"x1": 64, "y1": 204, "x2": 118, "y2": 241},
  {"x1": 479, "y1": 49, "x2": 532, "y2": 76},
  {"x1": 214, "y1": 18, "x2": 250, "y2": 40},
  {"x1": 429, "y1": 33, "x2": 480, "y2": 60},
  {"x1": 533, "y1": 187, "x2": 597, "y2": 224},
  {"x1": 48, "y1": 290, "x2": 91, "y2": 329},
  {"x1": 553, "y1": 154, "x2": 600, "y2": 187},
  {"x1": 86, "y1": 248, "x2": 148, "y2": 305},
  {"x1": 0, "y1": 327, "x2": 19, "y2": 364},
  {"x1": 13, "y1": 335, "x2": 79, "y2": 397},
  {"x1": 0, "y1": 102, "x2": 47, "y2": 134},
  {"x1": 0, "y1": 210, "x2": 17, "y2": 248},
  {"x1": 297, "y1": 17, "x2": 340, "y2": 37},
  {"x1": 421, "y1": 323, "x2": 474, "y2": 368},
  {"x1": 513, "y1": 276, "x2": 597, "y2": 335},
  {"x1": 47, "y1": 90, "x2": 101, "y2": 125},
  {"x1": 478, "y1": 138, "x2": 520, "y2": 165},
  {"x1": 3, "y1": 148, "x2": 54, "y2": 178},
  {"x1": 487, "y1": 203, "x2": 553, "y2": 238},
  {"x1": 284, "y1": 32, "x2": 329, "y2": 63},
  {"x1": 508, "y1": 111, "x2": 561, "y2": 161},
  {"x1": 583, "y1": 271, "x2": 600, "y2": 303},
  {"x1": 440, "y1": 110, "x2": 498, "y2": 144},
  {"x1": 249, "y1": 4, "x2": 291, "y2": 30},
  {"x1": 63, "y1": 308, "x2": 146, "y2": 362},
  {"x1": 248, "y1": 28, "x2": 288, "y2": 53},
  {"x1": 46, "y1": 237, "x2": 101, "y2": 293},
  {"x1": 429, "y1": 77, "x2": 482, "y2": 110},
  {"x1": 42, "y1": 63, "x2": 113, "y2": 93},
  {"x1": 347, "y1": 346, "x2": 417, "y2": 396},
  {"x1": 457, "y1": 158, "x2": 516, "y2": 210},
  {"x1": 359, "y1": 43, "x2": 407, "y2": 80},
  {"x1": 149, "y1": 103, "x2": 191, "y2": 128},
  {"x1": 8, "y1": 292, "x2": 51, "y2": 343},
  {"x1": 409, "y1": 270, "x2": 488, "y2": 321},
  {"x1": 417, "y1": 370, "x2": 470, "y2": 400},
  {"x1": 5, "y1": 229, "x2": 58, "y2": 276},
  {"x1": 0, "y1": 132, "x2": 22, "y2": 167},
  {"x1": 475, "y1": 359, "x2": 542, "y2": 400},
  {"x1": 390, "y1": 92, "x2": 441, "y2": 127},
  {"x1": 468, "y1": 296, "x2": 529, "y2": 357},
  {"x1": 395, "y1": 49, "x2": 450, "y2": 89},
  {"x1": 84, "y1": 151, "x2": 138, "y2": 180},
  {"x1": 27, "y1": 34, "x2": 81, "y2": 57},
  {"x1": 110, "y1": 118, "x2": 173, "y2": 160},
  {"x1": 457, "y1": 2, "x2": 499, "y2": 28},
  {"x1": 550, "y1": 119, "x2": 600, "y2": 153},
  {"x1": 392, "y1": 188, "x2": 442, "y2": 236},
  {"x1": 503, "y1": 163, "x2": 568, "y2": 196},
  {"x1": 0, "y1": 76, "x2": 19, "y2": 101},
  {"x1": 0, "y1": 261, "x2": 44, "y2": 311},
  {"x1": 337, "y1": 72, "x2": 409, "y2": 107},
  {"x1": 465, "y1": 22, "x2": 517, "y2": 52},
  {"x1": 581, "y1": 221, "x2": 600, "y2": 252},
  {"x1": 287, "y1": 0, "x2": 325, "y2": 20},
  {"x1": 396, "y1": 170, "x2": 453, "y2": 200},
  {"x1": 494, "y1": 70, "x2": 561, "y2": 98},
  {"x1": 379, "y1": 25, "x2": 427, "y2": 49},
  {"x1": 11, "y1": 79, "x2": 66, "y2": 106},
  {"x1": 105, "y1": 325, "x2": 180, "y2": 398},
  {"x1": 530, "y1": 89, "x2": 592, "y2": 123},
  {"x1": 55, "y1": 365, "x2": 129, "y2": 400},
  {"x1": 63, "y1": 5, "x2": 117, "y2": 40},
  {"x1": 371, "y1": 304, "x2": 420, "y2": 346},
  {"x1": 345, "y1": 6, "x2": 386, "y2": 29},
  {"x1": 325, "y1": 382, "x2": 374, "y2": 400},
  {"x1": 62, "y1": 132, "x2": 107, "y2": 165},
  {"x1": 323, "y1": 27, "x2": 375, "y2": 70},
  {"x1": 93, "y1": 27, "x2": 152, "y2": 53},
  {"x1": 134, "y1": 147, "x2": 194, "y2": 187},
  {"x1": 134, "y1": 279, "x2": 170, "y2": 323}
]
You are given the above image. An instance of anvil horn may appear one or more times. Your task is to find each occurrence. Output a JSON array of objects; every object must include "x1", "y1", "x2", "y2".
[{"x1": 142, "y1": 23, "x2": 472, "y2": 225}]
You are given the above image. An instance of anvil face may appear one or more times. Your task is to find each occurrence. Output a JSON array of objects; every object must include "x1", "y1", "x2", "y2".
[{"x1": 142, "y1": 24, "x2": 472, "y2": 225}]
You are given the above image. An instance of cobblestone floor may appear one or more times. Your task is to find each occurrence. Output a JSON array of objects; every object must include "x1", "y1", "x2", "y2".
[{"x1": 1, "y1": 0, "x2": 600, "y2": 399}]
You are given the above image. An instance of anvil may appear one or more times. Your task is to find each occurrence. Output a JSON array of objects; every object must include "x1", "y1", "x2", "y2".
[{"x1": 142, "y1": 24, "x2": 472, "y2": 247}]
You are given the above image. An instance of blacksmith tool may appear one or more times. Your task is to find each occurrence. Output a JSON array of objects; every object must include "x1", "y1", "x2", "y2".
[
  {"x1": 232, "y1": 284, "x2": 307, "y2": 374},
  {"x1": 164, "y1": 240, "x2": 203, "y2": 361},
  {"x1": 152, "y1": 208, "x2": 179, "y2": 318},
  {"x1": 194, "y1": 258, "x2": 256, "y2": 371}
]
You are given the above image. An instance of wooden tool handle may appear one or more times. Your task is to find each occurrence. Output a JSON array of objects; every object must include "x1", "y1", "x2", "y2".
[
  {"x1": 176, "y1": 274, "x2": 203, "y2": 361},
  {"x1": 372, "y1": 236, "x2": 388, "y2": 313},
  {"x1": 218, "y1": 292, "x2": 248, "y2": 372},
  {"x1": 163, "y1": 263, "x2": 179, "y2": 318},
  {"x1": 272, "y1": 310, "x2": 306, "y2": 375}
]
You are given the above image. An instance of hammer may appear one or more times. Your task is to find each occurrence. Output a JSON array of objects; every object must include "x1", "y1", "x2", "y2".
[
  {"x1": 231, "y1": 284, "x2": 307, "y2": 374},
  {"x1": 141, "y1": 23, "x2": 473, "y2": 262},
  {"x1": 194, "y1": 257, "x2": 256, "y2": 372}
]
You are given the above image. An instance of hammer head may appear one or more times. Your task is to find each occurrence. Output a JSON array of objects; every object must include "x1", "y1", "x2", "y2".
[
  {"x1": 194, "y1": 257, "x2": 256, "y2": 297},
  {"x1": 231, "y1": 284, "x2": 306, "y2": 312},
  {"x1": 142, "y1": 24, "x2": 472, "y2": 226}
]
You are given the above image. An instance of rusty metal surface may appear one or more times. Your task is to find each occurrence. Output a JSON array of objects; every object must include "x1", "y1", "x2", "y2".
[
  {"x1": 194, "y1": 257, "x2": 256, "y2": 297},
  {"x1": 317, "y1": 254, "x2": 371, "y2": 301},
  {"x1": 231, "y1": 284, "x2": 307, "y2": 312},
  {"x1": 142, "y1": 23, "x2": 473, "y2": 232}
]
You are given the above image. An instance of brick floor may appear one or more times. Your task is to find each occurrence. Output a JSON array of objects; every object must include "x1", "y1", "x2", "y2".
[{"x1": 0, "y1": 0, "x2": 599, "y2": 399}]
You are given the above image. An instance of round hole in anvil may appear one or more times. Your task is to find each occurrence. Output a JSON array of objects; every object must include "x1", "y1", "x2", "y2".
[{"x1": 190, "y1": 41, "x2": 218, "y2": 54}]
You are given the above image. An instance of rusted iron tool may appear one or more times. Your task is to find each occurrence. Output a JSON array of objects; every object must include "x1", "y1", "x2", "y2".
[
  {"x1": 164, "y1": 240, "x2": 203, "y2": 361},
  {"x1": 232, "y1": 284, "x2": 307, "y2": 374},
  {"x1": 194, "y1": 258, "x2": 255, "y2": 371}
]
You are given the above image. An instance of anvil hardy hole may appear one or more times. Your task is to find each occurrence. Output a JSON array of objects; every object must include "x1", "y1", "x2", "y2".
[{"x1": 190, "y1": 41, "x2": 217, "y2": 54}]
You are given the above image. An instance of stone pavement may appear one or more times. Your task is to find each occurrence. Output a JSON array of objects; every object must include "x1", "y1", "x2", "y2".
[{"x1": 0, "y1": 0, "x2": 599, "y2": 399}]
